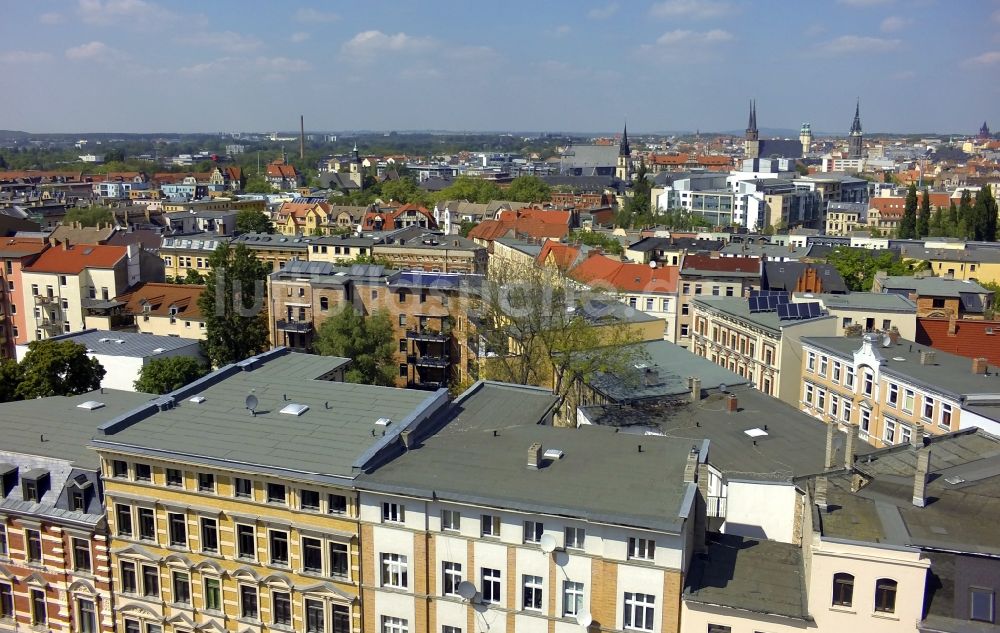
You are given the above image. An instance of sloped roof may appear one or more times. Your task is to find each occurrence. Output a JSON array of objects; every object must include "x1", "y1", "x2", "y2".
[
  {"x1": 536, "y1": 241, "x2": 582, "y2": 270},
  {"x1": 116, "y1": 282, "x2": 206, "y2": 319},
  {"x1": 24, "y1": 243, "x2": 126, "y2": 274},
  {"x1": 569, "y1": 253, "x2": 678, "y2": 293},
  {"x1": 916, "y1": 318, "x2": 1000, "y2": 366},
  {"x1": 681, "y1": 254, "x2": 761, "y2": 275},
  {"x1": 0, "y1": 237, "x2": 47, "y2": 259}
]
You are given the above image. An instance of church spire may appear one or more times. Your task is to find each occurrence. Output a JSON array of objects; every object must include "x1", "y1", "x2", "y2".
[
  {"x1": 747, "y1": 99, "x2": 758, "y2": 134},
  {"x1": 619, "y1": 122, "x2": 630, "y2": 157},
  {"x1": 850, "y1": 99, "x2": 862, "y2": 135}
]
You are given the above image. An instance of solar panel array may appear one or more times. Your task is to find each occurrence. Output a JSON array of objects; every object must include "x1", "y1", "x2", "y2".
[
  {"x1": 776, "y1": 301, "x2": 823, "y2": 321},
  {"x1": 748, "y1": 292, "x2": 790, "y2": 313}
]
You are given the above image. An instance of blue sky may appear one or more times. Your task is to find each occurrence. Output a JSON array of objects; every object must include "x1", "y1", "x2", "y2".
[{"x1": 1, "y1": 0, "x2": 997, "y2": 134}]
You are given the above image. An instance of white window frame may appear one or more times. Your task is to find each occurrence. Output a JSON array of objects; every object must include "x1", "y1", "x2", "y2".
[
  {"x1": 381, "y1": 553, "x2": 408, "y2": 589},
  {"x1": 382, "y1": 502, "x2": 405, "y2": 524},
  {"x1": 623, "y1": 592, "x2": 655, "y2": 632},
  {"x1": 563, "y1": 581, "x2": 584, "y2": 617},
  {"x1": 522, "y1": 575, "x2": 543, "y2": 611},
  {"x1": 523, "y1": 520, "x2": 543, "y2": 544},
  {"x1": 884, "y1": 418, "x2": 897, "y2": 445},
  {"x1": 564, "y1": 526, "x2": 585, "y2": 550},
  {"x1": 922, "y1": 396, "x2": 935, "y2": 421},
  {"x1": 442, "y1": 561, "x2": 463, "y2": 596},
  {"x1": 903, "y1": 389, "x2": 915, "y2": 414},
  {"x1": 807, "y1": 351, "x2": 816, "y2": 372},
  {"x1": 627, "y1": 537, "x2": 655, "y2": 561},
  {"x1": 441, "y1": 509, "x2": 460, "y2": 532},
  {"x1": 481, "y1": 514, "x2": 500, "y2": 538},
  {"x1": 941, "y1": 403, "x2": 953, "y2": 430},
  {"x1": 382, "y1": 616, "x2": 408, "y2": 633}
]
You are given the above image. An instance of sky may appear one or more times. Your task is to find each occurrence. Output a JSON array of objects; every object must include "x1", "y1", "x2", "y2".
[{"x1": 1, "y1": 0, "x2": 998, "y2": 135}]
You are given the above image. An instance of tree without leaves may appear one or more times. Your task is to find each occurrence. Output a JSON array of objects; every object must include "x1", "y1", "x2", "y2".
[
  {"x1": 133, "y1": 356, "x2": 209, "y2": 394},
  {"x1": 313, "y1": 306, "x2": 396, "y2": 386},
  {"x1": 197, "y1": 242, "x2": 271, "y2": 367},
  {"x1": 13, "y1": 340, "x2": 105, "y2": 400},
  {"x1": 235, "y1": 209, "x2": 274, "y2": 234}
]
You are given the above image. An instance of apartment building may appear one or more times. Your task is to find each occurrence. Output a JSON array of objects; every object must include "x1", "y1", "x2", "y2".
[
  {"x1": 89, "y1": 349, "x2": 448, "y2": 633},
  {"x1": 800, "y1": 333, "x2": 1000, "y2": 448},
  {"x1": 357, "y1": 380, "x2": 699, "y2": 633},
  {"x1": 108, "y1": 282, "x2": 207, "y2": 338},
  {"x1": 308, "y1": 235, "x2": 379, "y2": 264},
  {"x1": 0, "y1": 236, "x2": 48, "y2": 357},
  {"x1": 230, "y1": 233, "x2": 312, "y2": 272},
  {"x1": 372, "y1": 231, "x2": 487, "y2": 275},
  {"x1": 0, "y1": 389, "x2": 154, "y2": 633},
  {"x1": 676, "y1": 256, "x2": 760, "y2": 347},
  {"x1": 20, "y1": 241, "x2": 140, "y2": 342},
  {"x1": 790, "y1": 292, "x2": 917, "y2": 339},
  {"x1": 160, "y1": 236, "x2": 223, "y2": 280},
  {"x1": 275, "y1": 198, "x2": 332, "y2": 236},
  {"x1": 873, "y1": 273, "x2": 995, "y2": 320},
  {"x1": 690, "y1": 296, "x2": 836, "y2": 403}
]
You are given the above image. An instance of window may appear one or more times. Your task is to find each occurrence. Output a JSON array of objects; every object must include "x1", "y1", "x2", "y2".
[
  {"x1": 166, "y1": 468, "x2": 183, "y2": 487},
  {"x1": 941, "y1": 403, "x2": 953, "y2": 429},
  {"x1": 398, "y1": 291, "x2": 406, "y2": 302},
  {"x1": 623, "y1": 592, "x2": 655, "y2": 631},
  {"x1": 328, "y1": 493, "x2": 347, "y2": 514},
  {"x1": 22, "y1": 478, "x2": 38, "y2": 503},
  {"x1": 134, "y1": 463, "x2": 151, "y2": 482},
  {"x1": 523, "y1": 575, "x2": 543, "y2": 610},
  {"x1": 237, "y1": 524, "x2": 255, "y2": 559},
  {"x1": 887, "y1": 383, "x2": 898, "y2": 407},
  {"x1": 523, "y1": 520, "x2": 543, "y2": 544},
  {"x1": 563, "y1": 581, "x2": 584, "y2": 616},
  {"x1": 306, "y1": 598, "x2": 325, "y2": 633},
  {"x1": 121, "y1": 560, "x2": 137, "y2": 593},
  {"x1": 301, "y1": 489, "x2": 321, "y2": 511},
  {"x1": 382, "y1": 616, "x2": 408, "y2": 633},
  {"x1": 142, "y1": 564, "x2": 159, "y2": 597},
  {"x1": 382, "y1": 502, "x2": 405, "y2": 523},
  {"x1": 240, "y1": 584, "x2": 259, "y2": 619},
  {"x1": 862, "y1": 370, "x2": 873, "y2": 397},
  {"x1": 832, "y1": 361, "x2": 842, "y2": 383},
  {"x1": 845, "y1": 365, "x2": 856, "y2": 389},
  {"x1": 320, "y1": 296, "x2": 329, "y2": 311},
  {"x1": 25, "y1": 528, "x2": 42, "y2": 562},
  {"x1": 332, "y1": 605, "x2": 350, "y2": 633},
  {"x1": 481, "y1": 514, "x2": 500, "y2": 538},
  {"x1": 330, "y1": 542, "x2": 349, "y2": 578},
  {"x1": 830, "y1": 394, "x2": 839, "y2": 418},
  {"x1": 832, "y1": 572, "x2": 854, "y2": 607},
  {"x1": 707, "y1": 626, "x2": 732, "y2": 633},
  {"x1": 725, "y1": 286, "x2": 734, "y2": 297},
  {"x1": 884, "y1": 419, "x2": 897, "y2": 444},
  {"x1": 807, "y1": 351, "x2": 816, "y2": 372},
  {"x1": 172, "y1": 571, "x2": 190, "y2": 604},
  {"x1": 842, "y1": 400, "x2": 852, "y2": 423},
  {"x1": 922, "y1": 396, "x2": 935, "y2": 420},
  {"x1": 273, "y1": 591, "x2": 292, "y2": 626},
  {"x1": 482, "y1": 568, "x2": 502, "y2": 604},
  {"x1": 233, "y1": 477, "x2": 252, "y2": 498},
  {"x1": 197, "y1": 472, "x2": 215, "y2": 492},
  {"x1": 399, "y1": 339, "x2": 408, "y2": 353},
  {"x1": 303, "y1": 537, "x2": 323, "y2": 573},
  {"x1": 874, "y1": 578, "x2": 897, "y2": 613},
  {"x1": 443, "y1": 561, "x2": 463, "y2": 596},
  {"x1": 628, "y1": 537, "x2": 655, "y2": 561},
  {"x1": 167, "y1": 512, "x2": 187, "y2": 547},
  {"x1": 204, "y1": 577, "x2": 221, "y2": 611},
  {"x1": 860, "y1": 408, "x2": 871, "y2": 434},
  {"x1": 680, "y1": 324, "x2": 689, "y2": 337},
  {"x1": 681, "y1": 303, "x2": 689, "y2": 315},
  {"x1": 124, "y1": 620, "x2": 141, "y2": 633},
  {"x1": 30, "y1": 588, "x2": 45, "y2": 625},
  {"x1": 399, "y1": 363, "x2": 407, "y2": 377},
  {"x1": 565, "y1": 526, "x2": 586, "y2": 549},
  {"x1": 0, "y1": 582, "x2": 11, "y2": 619},
  {"x1": 901, "y1": 424, "x2": 913, "y2": 446},
  {"x1": 138, "y1": 507, "x2": 155, "y2": 540},
  {"x1": 903, "y1": 389, "x2": 915, "y2": 414},
  {"x1": 819, "y1": 356, "x2": 828, "y2": 377},
  {"x1": 382, "y1": 553, "x2": 408, "y2": 588},
  {"x1": 270, "y1": 530, "x2": 289, "y2": 565},
  {"x1": 78, "y1": 598, "x2": 97, "y2": 633},
  {"x1": 201, "y1": 517, "x2": 218, "y2": 553},
  {"x1": 112, "y1": 460, "x2": 128, "y2": 478},
  {"x1": 398, "y1": 314, "x2": 406, "y2": 326},
  {"x1": 971, "y1": 588, "x2": 995, "y2": 623},
  {"x1": 442, "y1": 509, "x2": 460, "y2": 531},
  {"x1": 72, "y1": 537, "x2": 91, "y2": 572},
  {"x1": 267, "y1": 482, "x2": 286, "y2": 504},
  {"x1": 0, "y1": 525, "x2": 5, "y2": 556}
]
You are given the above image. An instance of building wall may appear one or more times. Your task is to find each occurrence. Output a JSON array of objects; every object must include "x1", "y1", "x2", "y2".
[
  {"x1": 681, "y1": 601, "x2": 810, "y2": 633},
  {"x1": 925, "y1": 258, "x2": 1000, "y2": 285},
  {"x1": 814, "y1": 304, "x2": 917, "y2": 340},
  {"x1": 372, "y1": 245, "x2": 487, "y2": 275},
  {"x1": 676, "y1": 279, "x2": 748, "y2": 348},
  {"x1": 21, "y1": 266, "x2": 126, "y2": 342},
  {"x1": 0, "y1": 254, "x2": 40, "y2": 356},
  {"x1": 308, "y1": 242, "x2": 374, "y2": 264},
  {"x1": 721, "y1": 481, "x2": 799, "y2": 544}
]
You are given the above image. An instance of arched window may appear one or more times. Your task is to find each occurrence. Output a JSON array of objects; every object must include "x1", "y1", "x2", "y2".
[
  {"x1": 832, "y1": 572, "x2": 854, "y2": 607},
  {"x1": 875, "y1": 578, "x2": 898, "y2": 613}
]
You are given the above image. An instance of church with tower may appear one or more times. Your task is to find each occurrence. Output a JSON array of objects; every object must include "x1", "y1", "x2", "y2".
[
  {"x1": 616, "y1": 123, "x2": 631, "y2": 181},
  {"x1": 848, "y1": 100, "x2": 864, "y2": 159},
  {"x1": 743, "y1": 100, "x2": 804, "y2": 159}
]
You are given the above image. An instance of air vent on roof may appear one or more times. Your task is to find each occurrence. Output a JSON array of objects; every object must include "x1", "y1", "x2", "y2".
[
  {"x1": 892, "y1": 357, "x2": 906, "y2": 362},
  {"x1": 944, "y1": 475, "x2": 965, "y2": 485},
  {"x1": 78, "y1": 401, "x2": 105, "y2": 410},
  {"x1": 375, "y1": 417, "x2": 392, "y2": 427},
  {"x1": 280, "y1": 403, "x2": 309, "y2": 416},
  {"x1": 189, "y1": 395, "x2": 206, "y2": 404},
  {"x1": 987, "y1": 328, "x2": 995, "y2": 335},
  {"x1": 152, "y1": 347, "x2": 165, "y2": 354},
  {"x1": 744, "y1": 427, "x2": 768, "y2": 438},
  {"x1": 98, "y1": 337, "x2": 110, "y2": 343},
  {"x1": 543, "y1": 449, "x2": 564, "y2": 460}
]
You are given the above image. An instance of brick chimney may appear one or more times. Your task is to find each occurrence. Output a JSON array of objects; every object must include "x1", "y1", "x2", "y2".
[
  {"x1": 844, "y1": 424, "x2": 857, "y2": 470},
  {"x1": 815, "y1": 476, "x2": 829, "y2": 511},
  {"x1": 62, "y1": 239, "x2": 70, "y2": 251},
  {"x1": 683, "y1": 446, "x2": 699, "y2": 483},
  {"x1": 912, "y1": 448, "x2": 931, "y2": 507},
  {"x1": 726, "y1": 393, "x2": 738, "y2": 413},
  {"x1": 690, "y1": 377, "x2": 702, "y2": 403},
  {"x1": 947, "y1": 317, "x2": 958, "y2": 336},
  {"x1": 919, "y1": 350, "x2": 936, "y2": 366},
  {"x1": 912, "y1": 422, "x2": 924, "y2": 449},
  {"x1": 972, "y1": 357, "x2": 989, "y2": 375},
  {"x1": 526, "y1": 443, "x2": 544, "y2": 470},
  {"x1": 824, "y1": 422, "x2": 837, "y2": 470},
  {"x1": 887, "y1": 328, "x2": 900, "y2": 345}
]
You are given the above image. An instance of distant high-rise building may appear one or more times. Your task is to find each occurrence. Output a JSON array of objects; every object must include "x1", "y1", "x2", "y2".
[
  {"x1": 848, "y1": 100, "x2": 864, "y2": 159},
  {"x1": 799, "y1": 123, "x2": 813, "y2": 156},
  {"x1": 616, "y1": 122, "x2": 631, "y2": 181},
  {"x1": 745, "y1": 100, "x2": 760, "y2": 159}
]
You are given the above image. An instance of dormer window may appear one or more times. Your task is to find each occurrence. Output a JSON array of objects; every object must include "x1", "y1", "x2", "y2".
[
  {"x1": 0, "y1": 463, "x2": 16, "y2": 497},
  {"x1": 21, "y1": 469, "x2": 49, "y2": 503}
]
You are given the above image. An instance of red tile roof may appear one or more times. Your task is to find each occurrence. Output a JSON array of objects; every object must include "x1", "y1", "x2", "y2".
[
  {"x1": 536, "y1": 241, "x2": 581, "y2": 270},
  {"x1": 681, "y1": 254, "x2": 760, "y2": 274},
  {"x1": 360, "y1": 204, "x2": 436, "y2": 231},
  {"x1": 0, "y1": 237, "x2": 48, "y2": 259},
  {"x1": 24, "y1": 243, "x2": 127, "y2": 274},
  {"x1": 116, "y1": 282, "x2": 206, "y2": 319},
  {"x1": 470, "y1": 208, "x2": 572, "y2": 242},
  {"x1": 267, "y1": 161, "x2": 298, "y2": 179},
  {"x1": 916, "y1": 318, "x2": 1000, "y2": 366},
  {"x1": 569, "y1": 253, "x2": 678, "y2": 293}
]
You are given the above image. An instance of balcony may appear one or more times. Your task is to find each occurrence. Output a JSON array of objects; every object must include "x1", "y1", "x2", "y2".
[
  {"x1": 33, "y1": 294, "x2": 56, "y2": 305},
  {"x1": 414, "y1": 355, "x2": 450, "y2": 369},
  {"x1": 276, "y1": 319, "x2": 313, "y2": 333},
  {"x1": 406, "y1": 329, "x2": 450, "y2": 343},
  {"x1": 706, "y1": 495, "x2": 727, "y2": 518}
]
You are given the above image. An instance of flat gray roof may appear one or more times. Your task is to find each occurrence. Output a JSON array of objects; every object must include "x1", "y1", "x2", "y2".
[
  {"x1": 684, "y1": 533, "x2": 809, "y2": 620},
  {"x1": 796, "y1": 292, "x2": 916, "y2": 312},
  {"x1": 803, "y1": 336, "x2": 999, "y2": 398},
  {"x1": 694, "y1": 296, "x2": 833, "y2": 333},
  {"x1": 92, "y1": 352, "x2": 437, "y2": 481},
  {"x1": 48, "y1": 329, "x2": 201, "y2": 358},
  {"x1": 878, "y1": 275, "x2": 991, "y2": 297},
  {"x1": 0, "y1": 390, "x2": 155, "y2": 467},
  {"x1": 361, "y1": 382, "x2": 695, "y2": 532}
]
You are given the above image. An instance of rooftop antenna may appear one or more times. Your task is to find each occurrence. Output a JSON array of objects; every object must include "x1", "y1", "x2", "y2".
[
  {"x1": 881, "y1": 333, "x2": 892, "y2": 348},
  {"x1": 245, "y1": 394, "x2": 258, "y2": 417}
]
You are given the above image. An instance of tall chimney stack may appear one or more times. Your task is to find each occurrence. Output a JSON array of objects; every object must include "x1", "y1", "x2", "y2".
[
  {"x1": 844, "y1": 423, "x2": 857, "y2": 469},
  {"x1": 684, "y1": 446, "x2": 699, "y2": 483},
  {"x1": 913, "y1": 448, "x2": 931, "y2": 507},
  {"x1": 300, "y1": 115, "x2": 305, "y2": 160},
  {"x1": 972, "y1": 357, "x2": 989, "y2": 375},
  {"x1": 912, "y1": 422, "x2": 924, "y2": 449},
  {"x1": 815, "y1": 476, "x2": 829, "y2": 511},
  {"x1": 526, "y1": 442, "x2": 544, "y2": 470},
  {"x1": 824, "y1": 422, "x2": 837, "y2": 470},
  {"x1": 726, "y1": 393, "x2": 738, "y2": 413},
  {"x1": 690, "y1": 377, "x2": 702, "y2": 403}
]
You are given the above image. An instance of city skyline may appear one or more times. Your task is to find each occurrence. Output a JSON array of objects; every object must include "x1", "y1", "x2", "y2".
[{"x1": 1, "y1": 0, "x2": 998, "y2": 134}]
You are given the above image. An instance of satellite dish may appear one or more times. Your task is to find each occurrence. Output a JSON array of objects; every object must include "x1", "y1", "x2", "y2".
[
  {"x1": 649, "y1": 260, "x2": 657, "y2": 268},
  {"x1": 456, "y1": 581, "x2": 477, "y2": 601},
  {"x1": 245, "y1": 394, "x2": 259, "y2": 411},
  {"x1": 576, "y1": 612, "x2": 593, "y2": 628},
  {"x1": 539, "y1": 533, "x2": 557, "y2": 554},
  {"x1": 881, "y1": 334, "x2": 892, "y2": 348}
]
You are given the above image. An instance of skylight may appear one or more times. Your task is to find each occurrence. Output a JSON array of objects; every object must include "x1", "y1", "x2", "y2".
[
  {"x1": 744, "y1": 428, "x2": 768, "y2": 438},
  {"x1": 280, "y1": 403, "x2": 309, "y2": 416},
  {"x1": 78, "y1": 401, "x2": 106, "y2": 410}
]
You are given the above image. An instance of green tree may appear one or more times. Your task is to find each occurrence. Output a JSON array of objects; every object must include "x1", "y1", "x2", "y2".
[
  {"x1": 506, "y1": 176, "x2": 552, "y2": 203},
  {"x1": 616, "y1": 163, "x2": 653, "y2": 228},
  {"x1": 898, "y1": 184, "x2": 918, "y2": 239},
  {"x1": 235, "y1": 209, "x2": 274, "y2": 234},
  {"x1": 104, "y1": 148, "x2": 126, "y2": 163},
  {"x1": 917, "y1": 187, "x2": 930, "y2": 238},
  {"x1": 946, "y1": 200, "x2": 959, "y2": 237},
  {"x1": 14, "y1": 340, "x2": 105, "y2": 400},
  {"x1": 458, "y1": 220, "x2": 477, "y2": 237},
  {"x1": 928, "y1": 208, "x2": 945, "y2": 237},
  {"x1": 134, "y1": 356, "x2": 209, "y2": 394},
  {"x1": 958, "y1": 190, "x2": 974, "y2": 239},
  {"x1": 0, "y1": 360, "x2": 21, "y2": 402},
  {"x1": 198, "y1": 243, "x2": 271, "y2": 367},
  {"x1": 379, "y1": 177, "x2": 429, "y2": 205},
  {"x1": 313, "y1": 307, "x2": 396, "y2": 386},
  {"x1": 431, "y1": 176, "x2": 503, "y2": 204},
  {"x1": 568, "y1": 230, "x2": 624, "y2": 255},
  {"x1": 981, "y1": 281, "x2": 1000, "y2": 318},
  {"x1": 64, "y1": 206, "x2": 114, "y2": 227},
  {"x1": 972, "y1": 185, "x2": 998, "y2": 242},
  {"x1": 826, "y1": 247, "x2": 927, "y2": 291},
  {"x1": 184, "y1": 269, "x2": 205, "y2": 285},
  {"x1": 244, "y1": 175, "x2": 273, "y2": 194}
]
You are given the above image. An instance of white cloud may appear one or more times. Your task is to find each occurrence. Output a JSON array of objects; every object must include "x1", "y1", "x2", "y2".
[
  {"x1": 586, "y1": 3, "x2": 619, "y2": 19},
  {"x1": 291, "y1": 32, "x2": 311, "y2": 43},
  {"x1": 179, "y1": 55, "x2": 311, "y2": 77},
  {"x1": 254, "y1": 56, "x2": 311, "y2": 72},
  {"x1": 340, "y1": 30, "x2": 437, "y2": 61},
  {"x1": 180, "y1": 31, "x2": 262, "y2": 53},
  {"x1": 65, "y1": 41, "x2": 120, "y2": 61},
  {"x1": 837, "y1": 0, "x2": 893, "y2": 6},
  {"x1": 879, "y1": 15, "x2": 911, "y2": 32},
  {"x1": 655, "y1": 28, "x2": 733, "y2": 45},
  {"x1": 77, "y1": 0, "x2": 175, "y2": 26},
  {"x1": 963, "y1": 51, "x2": 1000, "y2": 66},
  {"x1": 39, "y1": 12, "x2": 64, "y2": 24},
  {"x1": 639, "y1": 28, "x2": 734, "y2": 62},
  {"x1": 293, "y1": 7, "x2": 339, "y2": 23},
  {"x1": 178, "y1": 57, "x2": 234, "y2": 76},
  {"x1": 0, "y1": 50, "x2": 53, "y2": 64},
  {"x1": 649, "y1": 0, "x2": 733, "y2": 20},
  {"x1": 815, "y1": 35, "x2": 901, "y2": 54}
]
